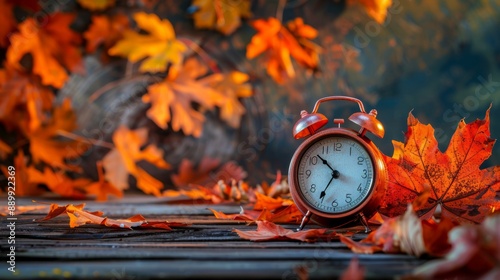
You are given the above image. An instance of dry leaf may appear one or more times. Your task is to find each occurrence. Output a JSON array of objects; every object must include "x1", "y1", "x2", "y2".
[
  {"x1": 7, "y1": 13, "x2": 82, "y2": 88},
  {"x1": 413, "y1": 213, "x2": 500, "y2": 279},
  {"x1": 142, "y1": 58, "x2": 224, "y2": 137},
  {"x1": 341, "y1": 205, "x2": 457, "y2": 256},
  {"x1": 39, "y1": 203, "x2": 187, "y2": 230},
  {"x1": 78, "y1": 0, "x2": 116, "y2": 11},
  {"x1": 200, "y1": 71, "x2": 253, "y2": 128},
  {"x1": 1, "y1": 150, "x2": 39, "y2": 196},
  {"x1": 108, "y1": 12, "x2": 187, "y2": 73},
  {"x1": 349, "y1": 0, "x2": 393, "y2": 24},
  {"x1": 84, "y1": 14, "x2": 129, "y2": 53},
  {"x1": 0, "y1": 66, "x2": 54, "y2": 133},
  {"x1": 190, "y1": 0, "x2": 252, "y2": 35},
  {"x1": 85, "y1": 161, "x2": 123, "y2": 201},
  {"x1": 102, "y1": 125, "x2": 170, "y2": 196},
  {"x1": 380, "y1": 107, "x2": 500, "y2": 224},
  {"x1": 233, "y1": 220, "x2": 336, "y2": 242},
  {"x1": 0, "y1": 139, "x2": 12, "y2": 159},
  {"x1": 28, "y1": 99, "x2": 89, "y2": 170},
  {"x1": 171, "y1": 157, "x2": 221, "y2": 187},
  {"x1": 211, "y1": 204, "x2": 302, "y2": 224},
  {"x1": 27, "y1": 167, "x2": 91, "y2": 198},
  {"x1": 253, "y1": 192, "x2": 293, "y2": 211},
  {"x1": 246, "y1": 17, "x2": 320, "y2": 83}
]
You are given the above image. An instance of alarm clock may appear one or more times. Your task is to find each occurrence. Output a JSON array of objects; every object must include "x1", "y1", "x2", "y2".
[{"x1": 288, "y1": 96, "x2": 388, "y2": 232}]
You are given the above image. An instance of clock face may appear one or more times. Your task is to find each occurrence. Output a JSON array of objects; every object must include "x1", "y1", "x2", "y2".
[{"x1": 296, "y1": 135, "x2": 374, "y2": 214}]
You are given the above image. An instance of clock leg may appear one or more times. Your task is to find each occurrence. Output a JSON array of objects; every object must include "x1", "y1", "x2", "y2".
[
  {"x1": 297, "y1": 211, "x2": 312, "y2": 231},
  {"x1": 358, "y1": 212, "x2": 371, "y2": 233}
]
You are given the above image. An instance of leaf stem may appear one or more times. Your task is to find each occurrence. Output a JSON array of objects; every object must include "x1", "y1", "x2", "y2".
[{"x1": 56, "y1": 130, "x2": 114, "y2": 149}]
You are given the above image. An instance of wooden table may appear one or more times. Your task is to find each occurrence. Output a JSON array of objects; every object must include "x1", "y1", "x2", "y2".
[{"x1": 1, "y1": 196, "x2": 428, "y2": 279}]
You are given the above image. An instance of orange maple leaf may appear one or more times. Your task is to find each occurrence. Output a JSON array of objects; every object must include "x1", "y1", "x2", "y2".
[
  {"x1": 233, "y1": 220, "x2": 336, "y2": 242},
  {"x1": 0, "y1": 139, "x2": 12, "y2": 159},
  {"x1": 210, "y1": 204, "x2": 302, "y2": 223},
  {"x1": 102, "y1": 125, "x2": 170, "y2": 196},
  {"x1": 253, "y1": 192, "x2": 293, "y2": 211},
  {"x1": 190, "y1": 0, "x2": 252, "y2": 35},
  {"x1": 6, "y1": 13, "x2": 83, "y2": 88},
  {"x1": 340, "y1": 205, "x2": 457, "y2": 256},
  {"x1": 0, "y1": 66, "x2": 54, "y2": 133},
  {"x1": 349, "y1": 0, "x2": 393, "y2": 24},
  {"x1": 27, "y1": 167, "x2": 91, "y2": 198},
  {"x1": 1, "y1": 150, "x2": 39, "y2": 196},
  {"x1": 84, "y1": 14, "x2": 129, "y2": 53},
  {"x1": 28, "y1": 99, "x2": 89, "y2": 170},
  {"x1": 108, "y1": 12, "x2": 187, "y2": 73},
  {"x1": 142, "y1": 58, "x2": 225, "y2": 137},
  {"x1": 77, "y1": 0, "x2": 116, "y2": 11},
  {"x1": 85, "y1": 161, "x2": 123, "y2": 201},
  {"x1": 40, "y1": 203, "x2": 187, "y2": 230},
  {"x1": 0, "y1": 0, "x2": 16, "y2": 47},
  {"x1": 380, "y1": 107, "x2": 500, "y2": 224},
  {"x1": 200, "y1": 71, "x2": 253, "y2": 128},
  {"x1": 246, "y1": 17, "x2": 320, "y2": 83}
]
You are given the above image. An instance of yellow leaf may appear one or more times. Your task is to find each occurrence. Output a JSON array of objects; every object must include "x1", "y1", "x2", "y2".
[
  {"x1": 77, "y1": 0, "x2": 115, "y2": 11},
  {"x1": 103, "y1": 126, "x2": 170, "y2": 196},
  {"x1": 350, "y1": 0, "x2": 393, "y2": 24},
  {"x1": 191, "y1": 0, "x2": 252, "y2": 35},
  {"x1": 108, "y1": 12, "x2": 187, "y2": 73}
]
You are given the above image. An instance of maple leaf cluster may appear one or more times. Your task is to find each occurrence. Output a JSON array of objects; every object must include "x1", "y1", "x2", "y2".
[{"x1": 0, "y1": 1, "x2": 395, "y2": 199}]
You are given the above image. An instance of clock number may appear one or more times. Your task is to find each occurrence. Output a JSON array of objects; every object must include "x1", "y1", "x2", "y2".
[
  {"x1": 305, "y1": 170, "x2": 311, "y2": 178},
  {"x1": 310, "y1": 184, "x2": 316, "y2": 193},
  {"x1": 310, "y1": 156, "x2": 318, "y2": 165},
  {"x1": 361, "y1": 169, "x2": 367, "y2": 179},
  {"x1": 345, "y1": 193, "x2": 352, "y2": 203},
  {"x1": 331, "y1": 199, "x2": 338, "y2": 207},
  {"x1": 357, "y1": 183, "x2": 362, "y2": 192},
  {"x1": 357, "y1": 156, "x2": 365, "y2": 165},
  {"x1": 322, "y1": 146, "x2": 328, "y2": 154},
  {"x1": 334, "y1": 142, "x2": 342, "y2": 152}
]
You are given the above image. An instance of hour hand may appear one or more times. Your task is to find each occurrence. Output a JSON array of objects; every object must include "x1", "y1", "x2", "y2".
[{"x1": 317, "y1": 154, "x2": 334, "y2": 172}]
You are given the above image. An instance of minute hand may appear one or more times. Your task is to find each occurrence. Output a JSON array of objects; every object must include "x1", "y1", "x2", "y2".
[{"x1": 317, "y1": 154, "x2": 334, "y2": 172}]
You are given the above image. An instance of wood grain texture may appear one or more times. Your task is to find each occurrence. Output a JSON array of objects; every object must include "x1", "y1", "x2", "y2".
[{"x1": 0, "y1": 197, "x2": 429, "y2": 279}]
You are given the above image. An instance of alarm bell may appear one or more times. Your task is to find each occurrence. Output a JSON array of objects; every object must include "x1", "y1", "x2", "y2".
[{"x1": 292, "y1": 96, "x2": 385, "y2": 139}]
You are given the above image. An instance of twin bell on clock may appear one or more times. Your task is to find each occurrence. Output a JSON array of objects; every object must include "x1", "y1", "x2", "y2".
[{"x1": 288, "y1": 96, "x2": 388, "y2": 232}]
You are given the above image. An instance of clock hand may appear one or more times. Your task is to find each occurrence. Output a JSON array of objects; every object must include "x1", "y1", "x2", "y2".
[
  {"x1": 320, "y1": 170, "x2": 340, "y2": 203},
  {"x1": 317, "y1": 154, "x2": 334, "y2": 172}
]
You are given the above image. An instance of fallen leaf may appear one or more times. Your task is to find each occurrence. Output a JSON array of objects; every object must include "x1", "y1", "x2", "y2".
[
  {"x1": 211, "y1": 204, "x2": 302, "y2": 224},
  {"x1": 253, "y1": 192, "x2": 293, "y2": 211},
  {"x1": 413, "y1": 213, "x2": 500, "y2": 279},
  {"x1": 108, "y1": 12, "x2": 187, "y2": 73},
  {"x1": 84, "y1": 14, "x2": 129, "y2": 53},
  {"x1": 246, "y1": 17, "x2": 320, "y2": 83},
  {"x1": 349, "y1": 0, "x2": 393, "y2": 24},
  {"x1": 102, "y1": 125, "x2": 170, "y2": 196},
  {"x1": 0, "y1": 0, "x2": 16, "y2": 47},
  {"x1": 142, "y1": 58, "x2": 225, "y2": 137},
  {"x1": 39, "y1": 203, "x2": 188, "y2": 230},
  {"x1": 189, "y1": 0, "x2": 252, "y2": 35},
  {"x1": 233, "y1": 220, "x2": 336, "y2": 242},
  {"x1": 28, "y1": 99, "x2": 89, "y2": 170},
  {"x1": 85, "y1": 161, "x2": 123, "y2": 201},
  {"x1": 7, "y1": 13, "x2": 83, "y2": 88},
  {"x1": 27, "y1": 167, "x2": 91, "y2": 198},
  {"x1": 0, "y1": 66, "x2": 54, "y2": 133},
  {"x1": 0, "y1": 205, "x2": 49, "y2": 216},
  {"x1": 340, "y1": 257, "x2": 365, "y2": 280},
  {"x1": 200, "y1": 71, "x2": 253, "y2": 128},
  {"x1": 77, "y1": 0, "x2": 115, "y2": 11},
  {"x1": 1, "y1": 150, "x2": 40, "y2": 196},
  {"x1": 380, "y1": 107, "x2": 500, "y2": 224},
  {"x1": 341, "y1": 205, "x2": 457, "y2": 256},
  {"x1": 171, "y1": 157, "x2": 221, "y2": 187}
]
